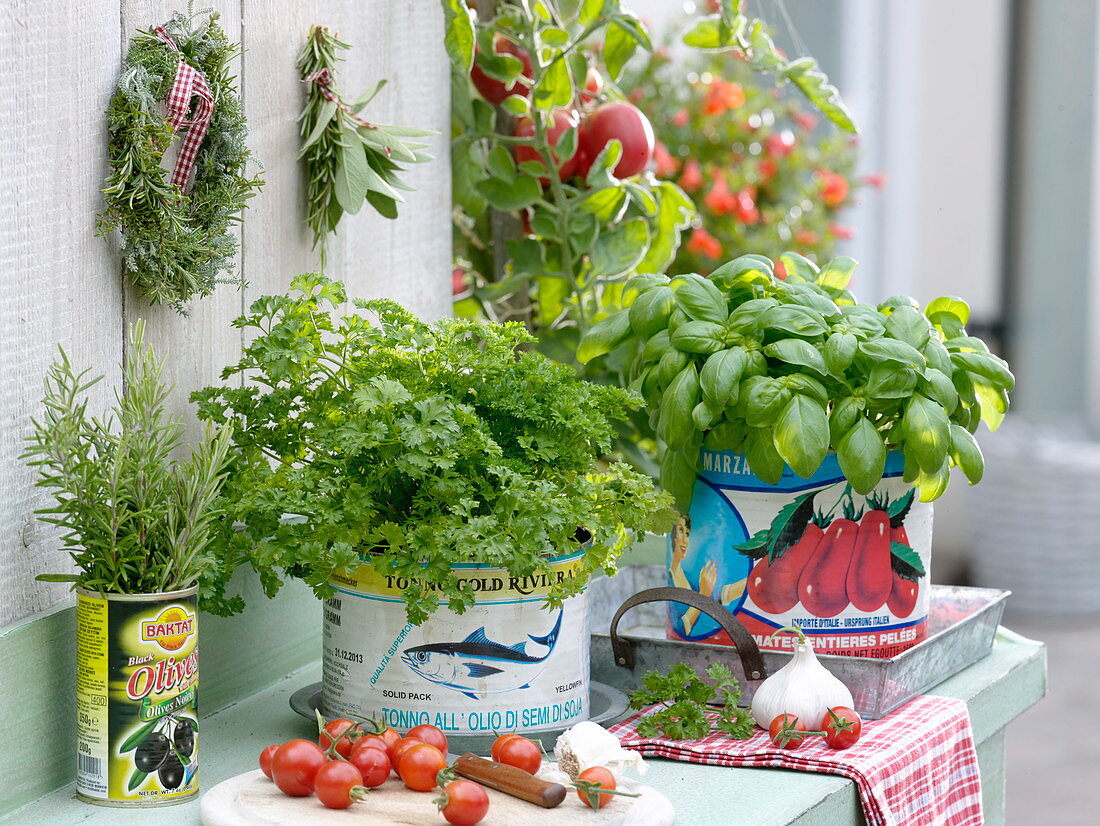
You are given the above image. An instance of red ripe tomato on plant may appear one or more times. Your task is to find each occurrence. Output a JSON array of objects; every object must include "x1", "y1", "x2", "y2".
[
  {"x1": 513, "y1": 109, "x2": 581, "y2": 183},
  {"x1": 470, "y1": 35, "x2": 532, "y2": 104},
  {"x1": 314, "y1": 760, "x2": 366, "y2": 810},
  {"x1": 437, "y1": 778, "x2": 491, "y2": 825},
  {"x1": 576, "y1": 102, "x2": 654, "y2": 179},
  {"x1": 271, "y1": 739, "x2": 326, "y2": 796},
  {"x1": 580, "y1": 67, "x2": 604, "y2": 103}
]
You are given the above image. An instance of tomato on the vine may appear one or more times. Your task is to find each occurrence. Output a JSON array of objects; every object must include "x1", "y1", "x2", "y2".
[
  {"x1": 470, "y1": 35, "x2": 532, "y2": 104},
  {"x1": 397, "y1": 742, "x2": 448, "y2": 792},
  {"x1": 768, "y1": 714, "x2": 809, "y2": 750},
  {"x1": 349, "y1": 742, "x2": 391, "y2": 787},
  {"x1": 576, "y1": 102, "x2": 654, "y2": 179},
  {"x1": 319, "y1": 717, "x2": 362, "y2": 758},
  {"x1": 271, "y1": 739, "x2": 326, "y2": 796},
  {"x1": 407, "y1": 723, "x2": 449, "y2": 756},
  {"x1": 258, "y1": 744, "x2": 279, "y2": 779},
  {"x1": 314, "y1": 760, "x2": 365, "y2": 810},
  {"x1": 514, "y1": 109, "x2": 581, "y2": 183},
  {"x1": 822, "y1": 706, "x2": 863, "y2": 750},
  {"x1": 437, "y1": 778, "x2": 490, "y2": 825},
  {"x1": 492, "y1": 734, "x2": 541, "y2": 774},
  {"x1": 575, "y1": 766, "x2": 616, "y2": 810}
]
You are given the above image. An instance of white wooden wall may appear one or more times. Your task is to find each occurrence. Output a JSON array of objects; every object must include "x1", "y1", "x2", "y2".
[{"x1": 0, "y1": 0, "x2": 451, "y2": 628}]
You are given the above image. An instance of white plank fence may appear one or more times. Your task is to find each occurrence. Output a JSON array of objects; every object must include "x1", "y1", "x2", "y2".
[{"x1": 0, "y1": 0, "x2": 451, "y2": 627}]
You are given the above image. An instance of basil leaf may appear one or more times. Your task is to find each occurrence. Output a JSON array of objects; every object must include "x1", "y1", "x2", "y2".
[
  {"x1": 885, "y1": 306, "x2": 932, "y2": 349},
  {"x1": 670, "y1": 321, "x2": 725, "y2": 354},
  {"x1": 703, "y1": 419, "x2": 747, "y2": 452},
  {"x1": 865, "y1": 363, "x2": 919, "y2": 399},
  {"x1": 761, "y1": 305, "x2": 828, "y2": 337},
  {"x1": 773, "y1": 395, "x2": 828, "y2": 478},
  {"x1": 764, "y1": 338, "x2": 828, "y2": 375},
  {"x1": 660, "y1": 445, "x2": 699, "y2": 512},
  {"x1": 628, "y1": 286, "x2": 675, "y2": 338},
  {"x1": 858, "y1": 338, "x2": 926, "y2": 368},
  {"x1": 951, "y1": 351, "x2": 1015, "y2": 392},
  {"x1": 577, "y1": 309, "x2": 631, "y2": 363},
  {"x1": 671, "y1": 274, "x2": 729, "y2": 324},
  {"x1": 692, "y1": 399, "x2": 723, "y2": 430},
  {"x1": 903, "y1": 395, "x2": 951, "y2": 474},
  {"x1": 745, "y1": 427, "x2": 784, "y2": 484},
  {"x1": 837, "y1": 417, "x2": 886, "y2": 494},
  {"x1": 658, "y1": 365, "x2": 700, "y2": 447},
  {"x1": 699, "y1": 347, "x2": 747, "y2": 408},
  {"x1": 828, "y1": 396, "x2": 862, "y2": 444},
  {"x1": 816, "y1": 256, "x2": 857, "y2": 290},
  {"x1": 743, "y1": 376, "x2": 790, "y2": 427},
  {"x1": 949, "y1": 423, "x2": 984, "y2": 484},
  {"x1": 656, "y1": 347, "x2": 690, "y2": 388},
  {"x1": 824, "y1": 332, "x2": 857, "y2": 374}
]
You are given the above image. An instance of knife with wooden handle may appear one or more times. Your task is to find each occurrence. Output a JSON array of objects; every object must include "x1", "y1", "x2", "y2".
[{"x1": 453, "y1": 753, "x2": 567, "y2": 808}]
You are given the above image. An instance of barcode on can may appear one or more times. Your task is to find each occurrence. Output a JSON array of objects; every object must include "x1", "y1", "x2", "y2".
[{"x1": 77, "y1": 754, "x2": 102, "y2": 776}]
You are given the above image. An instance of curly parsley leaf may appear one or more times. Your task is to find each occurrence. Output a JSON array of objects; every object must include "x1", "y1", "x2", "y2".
[{"x1": 628, "y1": 662, "x2": 754, "y2": 741}]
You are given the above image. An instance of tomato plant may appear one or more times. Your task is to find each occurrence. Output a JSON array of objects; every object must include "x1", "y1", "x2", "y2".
[
  {"x1": 470, "y1": 34, "x2": 532, "y2": 105},
  {"x1": 514, "y1": 108, "x2": 581, "y2": 183},
  {"x1": 493, "y1": 735, "x2": 541, "y2": 774},
  {"x1": 349, "y1": 743, "x2": 391, "y2": 788},
  {"x1": 822, "y1": 706, "x2": 862, "y2": 750},
  {"x1": 319, "y1": 717, "x2": 362, "y2": 758},
  {"x1": 575, "y1": 766, "x2": 617, "y2": 810},
  {"x1": 258, "y1": 744, "x2": 279, "y2": 779},
  {"x1": 314, "y1": 760, "x2": 366, "y2": 810},
  {"x1": 407, "y1": 723, "x2": 449, "y2": 756},
  {"x1": 436, "y1": 778, "x2": 491, "y2": 825},
  {"x1": 398, "y1": 742, "x2": 448, "y2": 792},
  {"x1": 271, "y1": 739, "x2": 326, "y2": 796},
  {"x1": 768, "y1": 713, "x2": 809, "y2": 750}
]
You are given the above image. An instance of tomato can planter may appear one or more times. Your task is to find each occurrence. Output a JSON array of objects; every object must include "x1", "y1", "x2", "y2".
[
  {"x1": 322, "y1": 550, "x2": 590, "y2": 736},
  {"x1": 76, "y1": 586, "x2": 199, "y2": 806},
  {"x1": 667, "y1": 450, "x2": 933, "y2": 658}
]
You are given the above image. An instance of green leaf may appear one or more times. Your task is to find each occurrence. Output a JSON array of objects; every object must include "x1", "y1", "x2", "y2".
[
  {"x1": 692, "y1": 399, "x2": 723, "y2": 430},
  {"x1": 671, "y1": 274, "x2": 728, "y2": 324},
  {"x1": 128, "y1": 768, "x2": 148, "y2": 792},
  {"x1": 533, "y1": 50, "x2": 573, "y2": 110},
  {"x1": 816, "y1": 256, "x2": 857, "y2": 291},
  {"x1": 486, "y1": 144, "x2": 516, "y2": 182},
  {"x1": 119, "y1": 720, "x2": 159, "y2": 753},
  {"x1": 778, "y1": 251, "x2": 820, "y2": 282},
  {"x1": 657, "y1": 365, "x2": 700, "y2": 447},
  {"x1": 699, "y1": 348, "x2": 746, "y2": 407},
  {"x1": 903, "y1": 395, "x2": 951, "y2": 474},
  {"x1": 824, "y1": 332, "x2": 857, "y2": 374},
  {"x1": 660, "y1": 446, "x2": 699, "y2": 512},
  {"x1": 864, "y1": 363, "x2": 918, "y2": 400},
  {"x1": 745, "y1": 427, "x2": 784, "y2": 484},
  {"x1": 577, "y1": 309, "x2": 631, "y2": 363},
  {"x1": 440, "y1": 0, "x2": 476, "y2": 72},
  {"x1": 915, "y1": 462, "x2": 950, "y2": 502},
  {"x1": 885, "y1": 306, "x2": 932, "y2": 349},
  {"x1": 973, "y1": 381, "x2": 1008, "y2": 430},
  {"x1": 922, "y1": 368, "x2": 959, "y2": 413},
  {"x1": 764, "y1": 338, "x2": 828, "y2": 375},
  {"x1": 670, "y1": 321, "x2": 725, "y2": 355},
  {"x1": 703, "y1": 419, "x2": 746, "y2": 452},
  {"x1": 604, "y1": 17, "x2": 649, "y2": 81},
  {"x1": 589, "y1": 218, "x2": 649, "y2": 278},
  {"x1": 782, "y1": 55, "x2": 858, "y2": 133},
  {"x1": 763, "y1": 490, "x2": 818, "y2": 562},
  {"x1": 951, "y1": 352, "x2": 1015, "y2": 392},
  {"x1": 577, "y1": 186, "x2": 627, "y2": 221},
  {"x1": 890, "y1": 541, "x2": 926, "y2": 579},
  {"x1": 773, "y1": 395, "x2": 828, "y2": 478},
  {"x1": 925, "y1": 295, "x2": 970, "y2": 326},
  {"x1": 299, "y1": 99, "x2": 337, "y2": 153},
  {"x1": 949, "y1": 423, "x2": 984, "y2": 484},
  {"x1": 579, "y1": 0, "x2": 611, "y2": 26},
  {"x1": 858, "y1": 338, "x2": 926, "y2": 368},
  {"x1": 735, "y1": 528, "x2": 771, "y2": 558},
  {"x1": 636, "y1": 183, "x2": 695, "y2": 274},
  {"x1": 829, "y1": 396, "x2": 862, "y2": 444},
  {"x1": 886, "y1": 489, "x2": 915, "y2": 525},
  {"x1": 760, "y1": 305, "x2": 828, "y2": 337},
  {"x1": 682, "y1": 14, "x2": 742, "y2": 49},
  {"x1": 333, "y1": 126, "x2": 370, "y2": 214},
  {"x1": 475, "y1": 175, "x2": 541, "y2": 211},
  {"x1": 709, "y1": 255, "x2": 773, "y2": 288},
  {"x1": 837, "y1": 417, "x2": 886, "y2": 494},
  {"x1": 743, "y1": 376, "x2": 789, "y2": 427}
]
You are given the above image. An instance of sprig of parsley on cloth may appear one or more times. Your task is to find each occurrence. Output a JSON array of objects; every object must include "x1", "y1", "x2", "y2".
[{"x1": 628, "y1": 663, "x2": 754, "y2": 740}]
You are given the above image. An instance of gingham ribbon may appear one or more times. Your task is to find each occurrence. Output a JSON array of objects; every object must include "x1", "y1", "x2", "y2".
[
  {"x1": 303, "y1": 68, "x2": 377, "y2": 131},
  {"x1": 611, "y1": 694, "x2": 983, "y2": 826},
  {"x1": 155, "y1": 26, "x2": 214, "y2": 191}
]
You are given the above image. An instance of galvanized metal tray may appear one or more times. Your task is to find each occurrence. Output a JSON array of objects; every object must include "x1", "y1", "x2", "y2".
[{"x1": 591, "y1": 584, "x2": 1010, "y2": 720}]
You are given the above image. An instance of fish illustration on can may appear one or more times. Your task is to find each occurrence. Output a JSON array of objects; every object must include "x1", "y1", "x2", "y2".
[{"x1": 401, "y1": 611, "x2": 563, "y2": 700}]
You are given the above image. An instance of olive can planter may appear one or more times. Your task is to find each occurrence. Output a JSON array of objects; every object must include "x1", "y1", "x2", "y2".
[
  {"x1": 76, "y1": 586, "x2": 199, "y2": 806},
  {"x1": 322, "y1": 550, "x2": 590, "y2": 736},
  {"x1": 667, "y1": 450, "x2": 933, "y2": 658}
]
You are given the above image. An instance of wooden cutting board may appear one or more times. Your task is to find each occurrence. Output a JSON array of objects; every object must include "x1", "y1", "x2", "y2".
[{"x1": 200, "y1": 767, "x2": 673, "y2": 826}]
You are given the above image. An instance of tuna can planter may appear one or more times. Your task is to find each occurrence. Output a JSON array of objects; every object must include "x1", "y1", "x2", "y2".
[
  {"x1": 76, "y1": 586, "x2": 199, "y2": 806},
  {"x1": 322, "y1": 550, "x2": 590, "y2": 736},
  {"x1": 667, "y1": 450, "x2": 933, "y2": 658}
]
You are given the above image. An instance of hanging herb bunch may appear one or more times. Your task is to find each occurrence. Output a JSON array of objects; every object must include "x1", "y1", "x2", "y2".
[
  {"x1": 96, "y1": 9, "x2": 263, "y2": 314},
  {"x1": 297, "y1": 25, "x2": 436, "y2": 263}
]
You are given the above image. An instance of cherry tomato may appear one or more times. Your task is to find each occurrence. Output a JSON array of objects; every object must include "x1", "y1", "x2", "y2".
[
  {"x1": 258, "y1": 744, "x2": 279, "y2": 779},
  {"x1": 319, "y1": 718, "x2": 362, "y2": 758},
  {"x1": 438, "y1": 778, "x2": 490, "y2": 825},
  {"x1": 314, "y1": 760, "x2": 365, "y2": 810},
  {"x1": 389, "y1": 736, "x2": 422, "y2": 771},
  {"x1": 580, "y1": 67, "x2": 604, "y2": 103},
  {"x1": 576, "y1": 102, "x2": 654, "y2": 179},
  {"x1": 397, "y1": 742, "x2": 447, "y2": 792},
  {"x1": 470, "y1": 35, "x2": 532, "y2": 104},
  {"x1": 271, "y1": 739, "x2": 326, "y2": 796},
  {"x1": 374, "y1": 725, "x2": 401, "y2": 754},
  {"x1": 490, "y1": 733, "x2": 521, "y2": 763},
  {"x1": 822, "y1": 706, "x2": 863, "y2": 750},
  {"x1": 513, "y1": 109, "x2": 581, "y2": 183},
  {"x1": 349, "y1": 742, "x2": 391, "y2": 787},
  {"x1": 494, "y1": 735, "x2": 541, "y2": 775},
  {"x1": 407, "y1": 723, "x2": 448, "y2": 756},
  {"x1": 352, "y1": 734, "x2": 390, "y2": 755},
  {"x1": 768, "y1": 714, "x2": 809, "y2": 750},
  {"x1": 575, "y1": 766, "x2": 616, "y2": 810}
]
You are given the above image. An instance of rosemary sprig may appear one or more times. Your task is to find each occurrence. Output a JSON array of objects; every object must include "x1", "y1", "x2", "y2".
[
  {"x1": 23, "y1": 321, "x2": 232, "y2": 595},
  {"x1": 296, "y1": 25, "x2": 436, "y2": 264}
]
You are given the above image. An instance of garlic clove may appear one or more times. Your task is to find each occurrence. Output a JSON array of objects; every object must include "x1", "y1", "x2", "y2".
[{"x1": 553, "y1": 720, "x2": 648, "y2": 779}]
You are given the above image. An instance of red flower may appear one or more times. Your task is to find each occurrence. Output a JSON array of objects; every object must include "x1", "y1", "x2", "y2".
[
  {"x1": 733, "y1": 185, "x2": 760, "y2": 224},
  {"x1": 757, "y1": 158, "x2": 777, "y2": 183},
  {"x1": 774, "y1": 259, "x2": 788, "y2": 280},
  {"x1": 861, "y1": 171, "x2": 887, "y2": 189},
  {"x1": 673, "y1": 108, "x2": 690, "y2": 127},
  {"x1": 452, "y1": 267, "x2": 468, "y2": 296},
  {"x1": 793, "y1": 110, "x2": 818, "y2": 132},
  {"x1": 794, "y1": 229, "x2": 819, "y2": 246},
  {"x1": 687, "y1": 227, "x2": 722, "y2": 260},
  {"x1": 679, "y1": 158, "x2": 704, "y2": 192},
  {"x1": 703, "y1": 79, "x2": 746, "y2": 115},
  {"x1": 764, "y1": 130, "x2": 795, "y2": 158},
  {"x1": 653, "y1": 141, "x2": 680, "y2": 178},
  {"x1": 704, "y1": 171, "x2": 738, "y2": 215},
  {"x1": 817, "y1": 169, "x2": 850, "y2": 207},
  {"x1": 829, "y1": 222, "x2": 855, "y2": 240}
]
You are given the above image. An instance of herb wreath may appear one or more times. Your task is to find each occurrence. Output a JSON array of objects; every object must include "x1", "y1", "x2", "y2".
[{"x1": 97, "y1": 9, "x2": 263, "y2": 313}]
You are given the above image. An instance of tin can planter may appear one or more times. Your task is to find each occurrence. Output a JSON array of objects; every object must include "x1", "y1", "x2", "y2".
[
  {"x1": 76, "y1": 586, "x2": 199, "y2": 806},
  {"x1": 322, "y1": 550, "x2": 590, "y2": 736},
  {"x1": 667, "y1": 450, "x2": 932, "y2": 658}
]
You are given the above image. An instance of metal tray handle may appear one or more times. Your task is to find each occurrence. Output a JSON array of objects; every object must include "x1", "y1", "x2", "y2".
[{"x1": 608, "y1": 586, "x2": 768, "y2": 681}]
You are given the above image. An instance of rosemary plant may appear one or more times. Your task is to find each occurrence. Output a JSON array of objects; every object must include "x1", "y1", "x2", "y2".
[{"x1": 24, "y1": 322, "x2": 232, "y2": 595}]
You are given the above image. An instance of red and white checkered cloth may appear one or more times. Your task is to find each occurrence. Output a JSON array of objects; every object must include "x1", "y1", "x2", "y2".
[
  {"x1": 610, "y1": 694, "x2": 983, "y2": 826},
  {"x1": 155, "y1": 26, "x2": 214, "y2": 191}
]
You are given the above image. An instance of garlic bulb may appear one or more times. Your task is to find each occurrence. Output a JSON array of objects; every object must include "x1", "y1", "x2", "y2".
[
  {"x1": 750, "y1": 627, "x2": 854, "y2": 730},
  {"x1": 554, "y1": 721, "x2": 647, "y2": 779}
]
